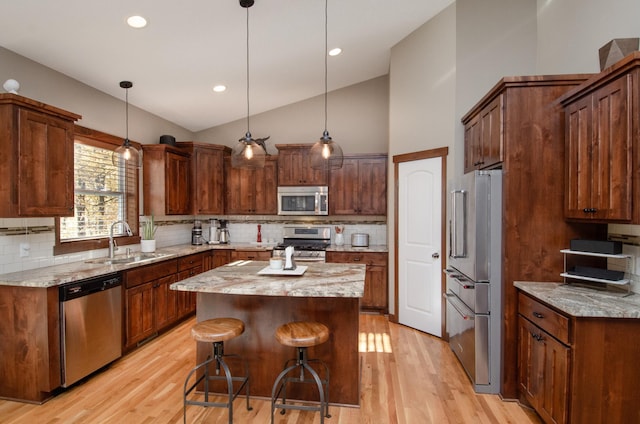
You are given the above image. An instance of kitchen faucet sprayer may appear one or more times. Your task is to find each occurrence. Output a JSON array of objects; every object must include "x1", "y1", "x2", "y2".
[{"x1": 109, "y1": 220, "x2": 132, "y2": 258}]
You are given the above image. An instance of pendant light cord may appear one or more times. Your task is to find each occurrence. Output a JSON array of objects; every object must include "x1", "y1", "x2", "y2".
[
  {"x1": 246, "y1": 6, "x2": 251, "y2": 136},
  {"x1": 323, "y1": 0, "x2": 328, "y2": 134},
  {"x1": 125, "y1": 87, "x2": 129, "y2": 141}
]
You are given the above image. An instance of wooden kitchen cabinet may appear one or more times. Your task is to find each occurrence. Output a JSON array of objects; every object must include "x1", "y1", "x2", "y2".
[
  {"x1": 276, "y1": 144, "x2": 328, "y2": 186},
  {"x1": 0, "y1": 94, "x2": 81, "y2": 217},
  {"x1": 177, "y1": 142, "x2": 230, "y2": 215},
  {"x1": 329, "y1": 154, "x2": 387, "y2": 215},
  {"x1": 176, "y1": 252, "x2": 206, "y2": 317},
  {"x1": 561, "y1": 58, "x2": 636, "y2": 222},
  {"x1": 231, "y1": 249, "x2": 272, "y2": 261},
  {"x1": 224, "y1": 156, "x2": 277, "y2": 214},
  {"x1": 326, "y1": 251, "x2": 388, "y2": 312},
  {"x1": 462, "y1": 94, "x2": 503, "y2": 173},
  {"x1": 142, "y1": 144, "x2": 191, "y2": 215},
  {"x1": 123, "y1": 259, "x2": 178, "y2": 350},
  {"x1": 517, "y1": 291, "x2": 640, "y2": 424}
]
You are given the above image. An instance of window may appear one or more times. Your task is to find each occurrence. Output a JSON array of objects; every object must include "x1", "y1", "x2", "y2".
[{"x1": 54, "y1": 126, "x2": 140, "y2": 255}]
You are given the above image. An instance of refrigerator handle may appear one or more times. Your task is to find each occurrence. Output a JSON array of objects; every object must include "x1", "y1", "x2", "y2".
[{"x1": 450, "y1": 189, "x2": 467, "y2": 258}]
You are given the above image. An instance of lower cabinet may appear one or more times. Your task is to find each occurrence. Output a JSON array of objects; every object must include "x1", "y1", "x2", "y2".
[
  {"x1": 326, "y1": 251, "x2": 388, "y2": 312},
  {"x1": 517, "y1": 291, "x2": 640, "y2": 424},
  {"x1": 231, "y1": 249, "x2": 272, "y2": 261},
  {"x1": 124, "y1": 259, "x2": 179, "y2": 350},
  {"x1": 176, "y1": 252, "x2": 207, "y2": 317}
]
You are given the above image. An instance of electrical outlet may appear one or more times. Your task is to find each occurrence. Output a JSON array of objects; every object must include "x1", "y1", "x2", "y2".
[{"x1": 19, "y1": 243, "x2": 30, "y2": 257}]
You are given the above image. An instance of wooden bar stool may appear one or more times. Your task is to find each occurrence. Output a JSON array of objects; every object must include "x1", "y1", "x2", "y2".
[
  {"x1": 271, "y1": 321, "x2": 331, "y2": 424},
  {"x1": 183, "y1": 317, "x2": 251, "y2": 424}
]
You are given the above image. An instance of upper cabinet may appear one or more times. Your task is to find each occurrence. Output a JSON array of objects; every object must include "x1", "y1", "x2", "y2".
[
  {"x1": 462, "y1": 94, "x2": 504, "y2": 173},
  {"x1": 177, "y1": 142, "x2": 230, "y2": 215},
  {"x1": 225, "y1": 156, "x2": 278, "y2": 214},
  {"x1": 276, "y1": 144, "x2": 328, "y2": 186},
  {"x1": 143, "y1": 144, "x2": 191, "y2": 215},
  {"x1": 560, "y1": 54, "x2": 640, "y2": 223},
  {"x1": 329, "y1": 154, "x2": 387, "y2": 215},
  {"x1": 0, "y1": 94, "x2": 81, "y2": 217}
]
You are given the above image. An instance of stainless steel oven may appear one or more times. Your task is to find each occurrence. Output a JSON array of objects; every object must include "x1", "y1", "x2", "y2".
[
  {"x1": 277, "y1": 186, "x2": 328, "y2": 216},
  {"x1": 272, "y1": 225, "x2": 331, "y2": 262},
  {"x1": 445, "y1": 169, "x2": 502, "y2": 394}
]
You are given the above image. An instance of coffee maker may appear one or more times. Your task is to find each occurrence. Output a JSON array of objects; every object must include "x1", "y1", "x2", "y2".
[
  {"x1": 191, "y1": 219, "x2": 203, "y2": 245},
  {"x1": 219, "y1": 220, "x2": 230, "y2": 244},
  {"x1": 209, "y1": 219, "x2": 220, "y2": 243}
]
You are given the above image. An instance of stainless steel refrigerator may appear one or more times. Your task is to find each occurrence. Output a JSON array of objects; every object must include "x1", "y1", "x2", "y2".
[{"x1": 444, "y1": 169, "x2": 502, "y2": 394}]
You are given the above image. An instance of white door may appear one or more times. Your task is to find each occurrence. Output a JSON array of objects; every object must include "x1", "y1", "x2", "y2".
[{"x1": 398, "y1": 157, "x2": 443, "y2": 336}]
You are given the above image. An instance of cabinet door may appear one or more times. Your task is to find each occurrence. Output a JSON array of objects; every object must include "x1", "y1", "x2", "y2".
[
  {"x1": 125, "y1": 282, "x2": 155, "y2": 348},
  {"x1": 253, "y1": 158, "x2": 278, "y2": 214},
  {"x1": 362, "y1": 264, "x2": 388, "y2": 311},
  {"x1": 225, "y1": 160, "x2": 253, "y2": 214},
  {"x1": 277, "y1": 147, "x2": 327, "y2": 186},
  {"x1": 329, "y1": 158, "x2": 359, "y2": 214},
  {"x1": 565, "y1": 94, "x2": 593, "y2": 219},
  {"x1": 155, "y1": 274, "x2": 178, "y2": 329},
  {"x1": 479, "y1": 95, "x2": 503, "y2": 170},
  {"x1": 463, "y1": 114, "x2": 482, "y2": 173},
  {"x1": 193, "y1": 148, "x2": 225, "y2": 214},
  {"x1": 18, "y1": 108, "x2": 74, "y2": 216},
  {"x1": 518, "y1": 316, "x2": 569, "y2": 424},
  {"x1": 165, "y1": 151, "x2": 191, "y2": 215},
  {"x1": 212, "y1": 250, "x2": 232, "y2": 268},
  {"x1": 357, "y1": 157, "x2": 387, "y2": 215}
]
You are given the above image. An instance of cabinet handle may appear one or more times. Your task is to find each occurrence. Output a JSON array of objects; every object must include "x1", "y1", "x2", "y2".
[
  {"x1": 582, "y1": 208, "x2": 597, "y2": 213},
  {"x1": 353, "y1": 257, "x2": 361, "y2": 262},
  {"x1": 531, "y1": 332, "x2": 544, "y2": 342},
  {"x1": 532, "y1": 312, "x2": 544, "y2": 319}
]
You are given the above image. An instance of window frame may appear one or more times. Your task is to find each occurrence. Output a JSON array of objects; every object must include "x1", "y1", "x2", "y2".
[{"x1": 54, "y1": 125, "x2": 141, "y2": 255}]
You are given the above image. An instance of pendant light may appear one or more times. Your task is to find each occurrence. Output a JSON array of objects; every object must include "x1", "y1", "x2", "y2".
[
  {"x1": 231, "y1": 0, "x2": 268, "y2": 169},
  {"x1": 310, "y1": 0, "x2": 343, "y2": 170},
  {"x1": 112, "y1": 81, "x2": 141, "y2": 168}
]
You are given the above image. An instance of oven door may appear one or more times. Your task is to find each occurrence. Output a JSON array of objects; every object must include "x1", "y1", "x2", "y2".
[{"x1": 445, "y1": 292, "x2": 476, "y2": 382}]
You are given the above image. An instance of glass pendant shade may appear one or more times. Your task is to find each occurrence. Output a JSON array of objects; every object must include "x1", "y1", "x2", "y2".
[
  {"x1": 112, "y1": 80, "x2": 141, "y2": 169},
  {"x1": 310, "y1": 130, "x2": 343, "y2": 170},
  {"x1": 232, "y1": 132, "x2": 266, "y2": 169}
]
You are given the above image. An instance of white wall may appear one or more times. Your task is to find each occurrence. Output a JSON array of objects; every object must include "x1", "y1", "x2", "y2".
[{"x1": 195, "y1": 75, "x2": 389, "y2": 154}]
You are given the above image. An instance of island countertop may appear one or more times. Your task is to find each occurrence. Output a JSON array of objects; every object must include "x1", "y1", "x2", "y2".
[{"x1": 170, "y1": 261, "x2": 365, "y2": 298}]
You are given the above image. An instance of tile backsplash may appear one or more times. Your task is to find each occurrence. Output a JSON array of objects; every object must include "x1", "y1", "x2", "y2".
[{"x1": 0, "y1": 217, "x2": 387, "y2": 275}]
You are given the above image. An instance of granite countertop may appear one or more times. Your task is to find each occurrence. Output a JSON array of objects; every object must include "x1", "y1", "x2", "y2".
[
  {"x1": 171, "y1": 261, "x2": 366, "y2": 298},
  {"x1": 514, "y1": 281, "x2": 640, "y2": 319}
]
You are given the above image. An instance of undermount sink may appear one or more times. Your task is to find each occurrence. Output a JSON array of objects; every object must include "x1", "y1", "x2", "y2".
[{"x1": 86, "y1": 252, "x2": 172, "y2": 265}]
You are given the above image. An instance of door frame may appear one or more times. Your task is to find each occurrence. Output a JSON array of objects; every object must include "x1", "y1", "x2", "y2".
[{"x1": 392, "y1": 147, "x2": 448, "y2": 338}]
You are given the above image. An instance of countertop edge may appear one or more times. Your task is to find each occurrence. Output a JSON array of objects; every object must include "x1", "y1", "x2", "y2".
[{"x1": 514, "y1": 281, "x2": 640, "y2": 319}]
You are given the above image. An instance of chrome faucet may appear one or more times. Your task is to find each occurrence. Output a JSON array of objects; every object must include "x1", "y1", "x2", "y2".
[{"x1": 109, "y1": 220, "x2": 132, "y2": 258}]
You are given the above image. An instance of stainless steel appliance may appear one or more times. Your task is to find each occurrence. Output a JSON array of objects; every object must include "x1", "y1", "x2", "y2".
[
  {"x1": 351, "y1": 233, "x2": 369, "y2": 247},
  {"x1": 192, "y1": 219, "x2": 203, "y2": 245},
  {"x1": 219, "y1": 220, "x2": 230, "y2": 244},
  {"x1": 59, "y1": 273, "x2": 122, "y2": 387},
  {"x1": 277, "y1": 186, "x2": 328, "y2": 216},
  {"x1": 272, "y1": 225, "x2": 331, "y2": 262},
  {"x1": 209, "y1": 219, "x2": 220, "y2": 243},
  {"x1": 444, "y1": 169, "x2": 502, "y2": 394}
]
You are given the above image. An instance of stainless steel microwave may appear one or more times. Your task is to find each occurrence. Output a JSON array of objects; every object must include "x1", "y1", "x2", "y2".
[{"x1": 277, "y1": 186, "x2": 328, "y2": 215}]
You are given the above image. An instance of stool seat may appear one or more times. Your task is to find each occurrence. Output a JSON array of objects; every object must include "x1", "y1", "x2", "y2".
[
  {"x1": 191, "y1": 318, "x2": 245, "y2": 343},
  {"x1": 275, "y1": 321, "x2": 329, "y2": 348}
]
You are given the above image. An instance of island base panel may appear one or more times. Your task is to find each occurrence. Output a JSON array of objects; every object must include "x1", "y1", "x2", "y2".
[{"x1": 196, "y1": 293, "x2": 360, "y2": 406}]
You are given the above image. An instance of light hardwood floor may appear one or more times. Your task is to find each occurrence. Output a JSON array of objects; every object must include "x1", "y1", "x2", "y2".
[{"x1": 0, "y1": 314, "x2": 541, "y2": 423}]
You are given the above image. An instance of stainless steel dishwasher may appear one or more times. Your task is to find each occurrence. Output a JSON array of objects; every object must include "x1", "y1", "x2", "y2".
[{"x1": 59, "y1": 272, "x2": 122, "y2": 387}]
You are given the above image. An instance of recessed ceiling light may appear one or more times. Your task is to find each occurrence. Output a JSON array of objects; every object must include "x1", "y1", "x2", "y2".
[
  {"x1": 329, "y1": 47, "x2": 342, "y2": 56},
  {"x1": 213, "y1": 85, "x2": 227, "y2": 93},
  {"x1": 127, "y1": 15, "x2": 148, "y2": 29}
]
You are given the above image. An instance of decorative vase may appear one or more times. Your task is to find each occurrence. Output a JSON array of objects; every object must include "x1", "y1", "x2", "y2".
[
  {"x1": 335, "y1": 233, "x2": 344, "y2": 246},
  {"x1": 140, "y1": 239, "x2": 156, "y2": 253}
]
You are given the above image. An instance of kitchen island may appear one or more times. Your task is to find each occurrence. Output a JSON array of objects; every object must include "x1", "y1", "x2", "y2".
[{"x1": 170, "y1": 261, "x2": 366, "y2": 406}]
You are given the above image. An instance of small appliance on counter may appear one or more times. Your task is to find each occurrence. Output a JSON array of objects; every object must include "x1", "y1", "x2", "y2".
[
  {"x1": 219, "y1": 220, "x2": 230, "y2": 244},
  {"x1": 209, "y1": 219, "x2": 220, "y2": 244},
  {"x1": 351, "y1": 233, "x2": 369, "y2": 247},
  {"x1": 191, "y1": 219, "x2": 203, "y2": 245}
]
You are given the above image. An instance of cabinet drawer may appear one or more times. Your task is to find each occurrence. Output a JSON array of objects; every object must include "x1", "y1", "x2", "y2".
[
  {"x1": 178, "y1": 253, "x2": 205, "y2": 271},
  {"x1": 518, "y1": 292, "x2": 570, "y2": 345},
  {"x1": 326, "y1": 251, "x2": 387, "y2": 266},
  {"x1": 231, "y1": 250, "x2": 272, "y2": 261},
  {"x1": 126, "y1": 259, "x2": 178, "y2": 288}
]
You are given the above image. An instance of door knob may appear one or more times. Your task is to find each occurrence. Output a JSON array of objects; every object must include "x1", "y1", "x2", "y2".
[{"x1": 432, "y1": 252, "x2": 440, "y2": 259}]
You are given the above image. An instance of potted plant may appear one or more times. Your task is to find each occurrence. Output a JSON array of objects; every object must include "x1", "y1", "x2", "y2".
[{"x1": 140, "y1": 215, "x2": 157, "y2": 252}]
